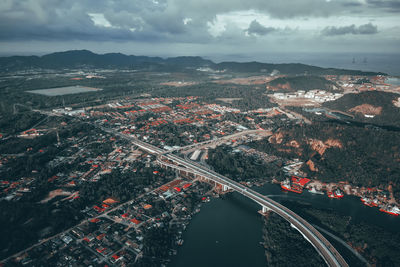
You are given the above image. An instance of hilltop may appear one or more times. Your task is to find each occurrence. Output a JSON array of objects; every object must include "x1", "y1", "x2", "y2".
[{"x1": 323, "y1": 91, "x2": 400, "y2": 127}]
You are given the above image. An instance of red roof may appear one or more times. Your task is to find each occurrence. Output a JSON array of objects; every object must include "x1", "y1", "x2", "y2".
[
  {"x1": 183, "y1": 183, "x2": 192, "y2": 189},
  {"x1": 291, "y1": 176, "x2": 310, "y2": 187},
  {"x1": 130, "y1": 218, "x2": 141, "y2": 225},
  {"x1": 96, "y1": 247, "x2": 106, "y2": 253},
  {"x1": 97, "y1": 233, "x2": 106, "y2": 240},
  {"x1": 174, "y1": 187, "x2": 181, "y2": 192},
  {"x1": 94, "y1": 206, "x2": 105, "y2": 212}
]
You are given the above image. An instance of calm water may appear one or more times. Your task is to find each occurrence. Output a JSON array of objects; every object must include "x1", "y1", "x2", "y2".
[
  {"x1": 386, "y1": 77, "x2": 400, "y2": 86},
  {"x1": 170, "y1": 183, "x2": 399, "y2": 267},
  {"x1": 210, "y1": 53, "x2": 400, "y2": 76},
  {"x1": 170, "y1": 193, "x2": 266, "y2": 267}
]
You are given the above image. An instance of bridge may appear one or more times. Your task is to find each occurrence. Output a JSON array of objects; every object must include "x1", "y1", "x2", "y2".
[
  {"x1": 98, "y1": 126, "x2": 348, "y2": 267},
  {"x1": 162, "y1": 129, "x2": 271, "y2": 154}
]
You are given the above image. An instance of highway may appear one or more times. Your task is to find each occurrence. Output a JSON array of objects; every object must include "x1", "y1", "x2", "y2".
[
  {"x1": 98, "y1": 125, "x2": 348, "y2": 267},
  {"x1": 162, "y1": 154, "x2": 348, "y2": 267},
  {"x1": 166, "y1": 129, "x2": 271, "y2": 153}
]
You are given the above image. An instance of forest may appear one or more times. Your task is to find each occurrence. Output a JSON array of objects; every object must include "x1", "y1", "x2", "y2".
[
  {"x1": 248, "y1": 121, "x2": 400, "y2": 199},
  {"x1": 206, "y1": 145, "x2": 282, "y2": 182},
  {"x1": 282, "y1": 200, "x2": 400, "y2": 267},
  {"x1": 323, "y1": 91, "x2": 400, "y2": 127},
  {"x1": 262, "y1": 212, "x2": 325, "y2": 267}
]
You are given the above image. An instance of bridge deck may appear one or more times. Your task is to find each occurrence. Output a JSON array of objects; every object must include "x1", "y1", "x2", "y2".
[{"x1": 98, "y1": 125, "x2": 348, "y2": 267}]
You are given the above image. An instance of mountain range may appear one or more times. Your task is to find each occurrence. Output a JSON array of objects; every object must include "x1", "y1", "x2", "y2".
[{"x1": 0, "y1": 50, "x2": 386, "y2": 76}]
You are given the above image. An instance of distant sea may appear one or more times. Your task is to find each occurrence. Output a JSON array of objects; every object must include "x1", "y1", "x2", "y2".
[{"x1": 210, "y1": 53, "x2": 400, "y2": 76}]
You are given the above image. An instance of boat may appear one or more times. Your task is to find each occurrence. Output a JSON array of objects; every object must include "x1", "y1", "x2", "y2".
[
  {"x1": 308, "y1": 187, "x2": 324, "y2": 195},
  {"x1": 361, "y1": 197, "x2": 379, "y2": 207},
  {"x1": 333, "y1": 189, "x2": 344, "y2": 198},
  {"x1": 361, "y1": 198, "x2": 374, "y2": 207},
  {"x1": 379, "y1": 205, "x2": 400, "y2": 216},
  {"x1": 327, "y1": 190, "x2": 343, "y2": 199}
]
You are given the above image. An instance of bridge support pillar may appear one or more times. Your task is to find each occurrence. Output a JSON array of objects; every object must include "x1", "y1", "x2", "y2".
[{"x1": 261, "y1": 206, "x2": 270, "y2": 213}]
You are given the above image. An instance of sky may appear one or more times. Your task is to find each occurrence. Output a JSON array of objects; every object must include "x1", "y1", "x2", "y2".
[{"x1": 0, "y1": 0, "x2": 399, "y2": 60}]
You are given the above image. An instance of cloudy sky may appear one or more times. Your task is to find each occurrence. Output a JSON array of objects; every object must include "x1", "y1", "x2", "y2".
[{"x1": 0, "y1": 0, "x2": 399, "y2": 59}]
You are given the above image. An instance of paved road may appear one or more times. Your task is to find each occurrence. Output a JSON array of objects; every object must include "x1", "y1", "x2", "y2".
[
  {"x1": 313, "y1": 224, "x2": 369, "y2": 266},
  {"x1": 164, "y1": 154, "x2": 348, "y2": 267},
  {"x1": 167, "y1": 129, "x2": 271, "y2": 153},
  {"x1": 98, "y1": 125, "x2": 348, "y2": 267}
]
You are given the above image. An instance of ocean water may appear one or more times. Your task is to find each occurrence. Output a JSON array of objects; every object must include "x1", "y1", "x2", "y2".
[{"x1": 211, "y1": 53, "x2": 400, "y2": 76}]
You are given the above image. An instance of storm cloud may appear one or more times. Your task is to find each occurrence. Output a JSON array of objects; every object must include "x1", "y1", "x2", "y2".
[
  {"x1": 322, "y1": 23, "x2": 378, "y2": 36},
  {"x1": 246, "y1": 20, "x2": 276, "y2": 36},
  {"x1": 367, "y1": 0, "x2": 400, "y2": 12},
  {"x1": 0, "y1": 0, "x2": 398, "y2": 55}
]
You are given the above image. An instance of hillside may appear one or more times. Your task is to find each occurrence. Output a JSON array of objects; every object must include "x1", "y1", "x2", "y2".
[
  {"x1": 0, "y1": 50, "x2": 386, "y2": 76},
  {"x1": 0, "y1": 50, "x2": 213, "y2": 71},
  {"x1": 267, "y1": 76, "x2": 341, "y2": 92},
  {"x1": 214, "y1": 62, "x2": 385, "y2": 76},
  {"x1": 249, "y1": 121, "x2": 400, "y2": 200},
  {"x1": 323, "y1": 91, "x2": 400, "y2": 126}
]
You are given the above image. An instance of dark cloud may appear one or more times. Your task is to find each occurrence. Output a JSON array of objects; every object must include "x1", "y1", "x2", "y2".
[
  {"x1": 357, "y1": 23, "x2": 379, "y2": 34},
  {"x1": 367, "y1": 0, "x2": 400, "y2": 11},
  {"x1": 0, "y1": 0, "x2": 398, "y2": 55},
  {"x1": 246, "y1": 20, "x2": 276, "y2": 36},
  {"x1": 341, "y1": 1, "x2": 363, "y2": 7},
  {"x1": 0, "y1": 0, "x2": 391, "y2": 43},
  {"x1": 322, "y1": 23, "x2": 378, "y2": 36}
]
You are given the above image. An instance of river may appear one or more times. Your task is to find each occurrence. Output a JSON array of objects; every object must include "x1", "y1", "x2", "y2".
[{"x1": 169, "y1": 183, "x2": 399, "y2": 267}]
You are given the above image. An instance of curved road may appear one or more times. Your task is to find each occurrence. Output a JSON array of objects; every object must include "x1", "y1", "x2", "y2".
[
  {"x1": 99, "y1": 126, "x2": 348, "y2": 267},
  {"x1": 164, "y1": 154, "x2": 348, "y2": 267}
]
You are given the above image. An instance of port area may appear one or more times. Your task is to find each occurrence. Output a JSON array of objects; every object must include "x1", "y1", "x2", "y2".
[
  {"x1": 280, "y1": 176, "x2": 311, "y2": 194},
  {"x1": 275, "y1": 176, "x2": 399, "y2": 216}
]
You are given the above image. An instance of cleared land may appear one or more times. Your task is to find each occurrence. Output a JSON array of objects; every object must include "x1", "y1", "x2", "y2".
[{"x1": 26, "y1": 85, "x2": 102, "y2": 96}]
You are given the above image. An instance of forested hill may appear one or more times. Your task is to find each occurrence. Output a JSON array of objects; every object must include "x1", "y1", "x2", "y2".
[
  {"x1": 267, "y1": 76, "x2": 341, "y2": 92},
  {"x1": 214, "y1": 61, "x2": 384, "y2": 76},
  {"x1": 0, "y1": 50, "x2": 386, "y2": 76},
  {"x1": 249, "y1": 121, "x2": 400, "y2": 199},
  {"x1": 323, "y1": 91, "x2": 400, "y2": 126}
]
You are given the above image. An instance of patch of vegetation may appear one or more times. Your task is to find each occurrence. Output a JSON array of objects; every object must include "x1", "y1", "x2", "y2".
[
  {"x1": 262, "y1": 212, "x2": 325, "y2": 267},
  {"x1": 282, "y1": 201, "x2": 400, "y2": 266},
  {"x1": 249, "y1": 122, "x2": 400, "y2": 192},
  {"x1": 324, "y1": 91, "x2": 400, "y2": 127},
  {"x1": 206, "y1": 144, "x2": 282, "y2": 182}
]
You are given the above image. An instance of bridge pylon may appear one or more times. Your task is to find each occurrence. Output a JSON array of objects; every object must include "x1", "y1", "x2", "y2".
[{"x1": 258, "y1": 205, "x2": 271, "y2": 215}]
